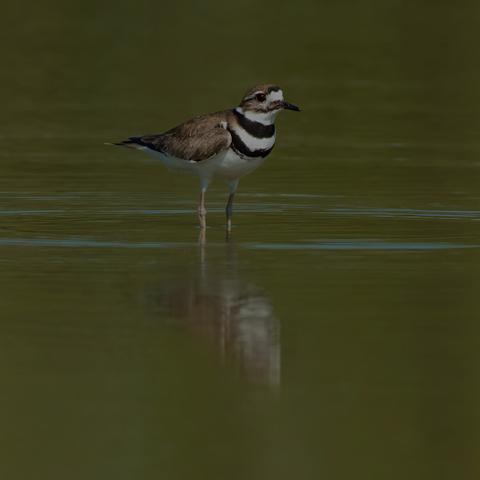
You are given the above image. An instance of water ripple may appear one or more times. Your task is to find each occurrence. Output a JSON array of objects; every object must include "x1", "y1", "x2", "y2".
[
  {"x1": 320, "y1": 207, "x2": 480, "y2": 219},
  {"x1": 0, "y1": 238, "x2": 476, "y2": 250}
]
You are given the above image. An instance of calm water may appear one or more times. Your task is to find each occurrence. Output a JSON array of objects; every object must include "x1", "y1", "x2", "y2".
[{"x1": 1, "y1": 1, "x2": 480, "y2": 479}]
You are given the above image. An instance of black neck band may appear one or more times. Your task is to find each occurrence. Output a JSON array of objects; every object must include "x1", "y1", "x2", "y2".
[{"x1": 234, "y1": 110, "x2": 275, "y2": 139}]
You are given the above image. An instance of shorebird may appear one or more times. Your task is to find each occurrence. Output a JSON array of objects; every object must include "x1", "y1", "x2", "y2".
[{"x1": 108, "y1": 84, "x2": 300, "y2": 230}]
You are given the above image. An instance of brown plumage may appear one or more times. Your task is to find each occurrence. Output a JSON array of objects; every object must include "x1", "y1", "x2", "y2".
[
  {"x1": 241, "y1": 84, "x2": 281, "y2": 99},
  {"x1": 114, "y1": 111, "x2": 233, "y2": 161}
]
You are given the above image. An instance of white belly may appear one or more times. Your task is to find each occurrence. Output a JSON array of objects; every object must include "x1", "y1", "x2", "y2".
[
  {"x1": 200, "y1": 149, "x2": 266, "y2": 181},
  {"x1": 141, "y1": 147, "x2": 267, "y2": 182}
]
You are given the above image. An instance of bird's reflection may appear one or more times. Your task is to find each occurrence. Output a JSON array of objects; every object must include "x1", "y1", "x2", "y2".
[{"x1": 150, "y1": 229, "x2": 280, "y2": 386}]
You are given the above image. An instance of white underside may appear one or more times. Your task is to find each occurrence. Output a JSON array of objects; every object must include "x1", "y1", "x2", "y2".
[{"x1": 140, "y1": 147, "x2": 267, "y2": 187}]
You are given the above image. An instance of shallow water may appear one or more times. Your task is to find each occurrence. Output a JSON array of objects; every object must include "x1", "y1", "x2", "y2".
[{"x1": 1, "y1": 1, "x2": 480, "y2": 479}]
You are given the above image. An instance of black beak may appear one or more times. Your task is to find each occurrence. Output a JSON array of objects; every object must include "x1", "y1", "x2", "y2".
[{"x1": 282, "y1": 100, "x2": 301, "y2": 112}]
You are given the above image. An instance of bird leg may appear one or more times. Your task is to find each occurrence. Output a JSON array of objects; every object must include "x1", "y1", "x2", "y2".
[
  {"x1": 226, "y1": 192, "x2": 234, "y2": 232},
  {"x1": 198, "y1": 191, "x2": 207, "y2": 228},
  {"x1": 198, "y1": 225, "x2": 206, "y2": 246}
]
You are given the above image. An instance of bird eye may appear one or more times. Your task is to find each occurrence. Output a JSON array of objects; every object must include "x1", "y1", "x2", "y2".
[{"x1": 255, "y1": 94, "x2": 266, "y2": 103}]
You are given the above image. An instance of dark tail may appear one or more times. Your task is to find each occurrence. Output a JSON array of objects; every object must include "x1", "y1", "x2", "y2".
[{"x1": 105, "y1": 137, "x2": 146, "y2": 149}]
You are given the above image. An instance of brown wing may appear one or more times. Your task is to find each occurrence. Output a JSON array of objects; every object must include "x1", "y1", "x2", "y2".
[{"x1": 130, "y1": 110, "x2": 232, "y2": 162}]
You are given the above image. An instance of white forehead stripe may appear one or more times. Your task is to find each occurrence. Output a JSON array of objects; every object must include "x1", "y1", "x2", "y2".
[{"x1": 268, "y1": 90, "x2": 284, "y2": 102}]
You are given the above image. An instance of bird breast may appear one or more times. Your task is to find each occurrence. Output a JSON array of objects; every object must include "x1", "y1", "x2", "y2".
[{"x1": 230, "y1": 125, "x2": 276, "y2": 156}]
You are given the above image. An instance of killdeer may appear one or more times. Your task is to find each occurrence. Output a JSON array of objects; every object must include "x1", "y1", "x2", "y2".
[{"x1": 108, "y1": 84, "x2": 300, "y2": 230}]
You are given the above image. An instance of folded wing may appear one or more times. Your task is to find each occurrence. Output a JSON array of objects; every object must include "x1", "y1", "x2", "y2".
[{"x1": 114, "y1": 111, "x2": 232, "y2": 162}]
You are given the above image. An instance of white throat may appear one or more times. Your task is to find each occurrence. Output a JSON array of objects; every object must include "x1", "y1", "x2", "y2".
[{"x1": 235, "y1": 107, "x2": 280, "y2": 125}]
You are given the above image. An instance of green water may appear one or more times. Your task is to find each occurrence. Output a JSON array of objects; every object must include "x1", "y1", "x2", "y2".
[{"x1": 1, "y1": 1, "x2": 480, "y2": 479}]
